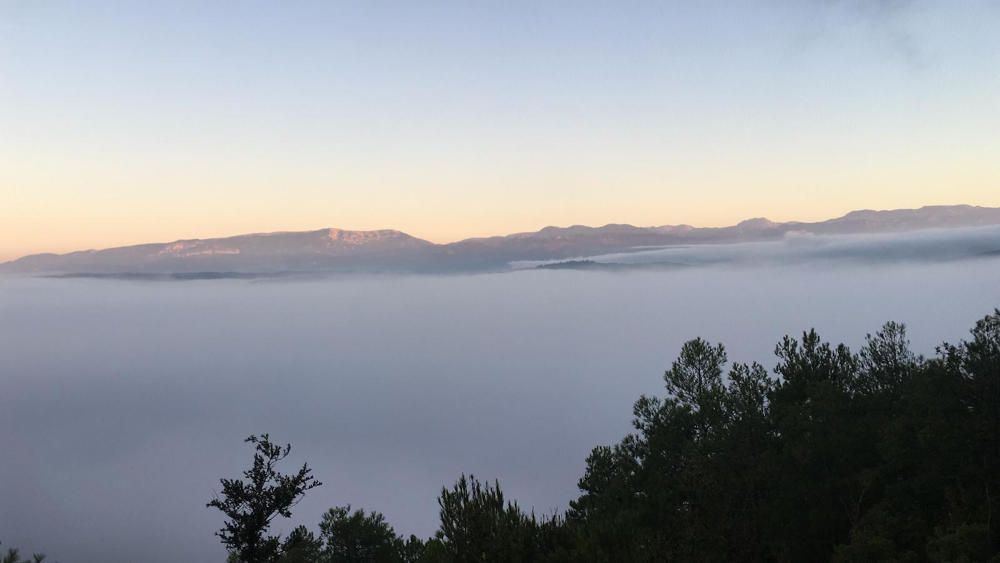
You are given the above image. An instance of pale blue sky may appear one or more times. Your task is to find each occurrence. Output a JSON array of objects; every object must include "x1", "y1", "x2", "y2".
[{"x1": 2, "y1": 1, "x2": 999, "y2": 258}]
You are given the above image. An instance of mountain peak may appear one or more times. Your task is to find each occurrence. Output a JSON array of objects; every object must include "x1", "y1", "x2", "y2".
[
  {"x1": 324, "y1": 228, "x2": 418, "y2": 244},
  {"x1": 737, "y1": 217, "x2": 776, "y2": 229}
]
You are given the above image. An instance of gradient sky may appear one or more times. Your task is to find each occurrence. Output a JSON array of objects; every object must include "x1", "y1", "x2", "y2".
[{"x1": 2, "y1": 0, "x2": 999, "y2": 260}]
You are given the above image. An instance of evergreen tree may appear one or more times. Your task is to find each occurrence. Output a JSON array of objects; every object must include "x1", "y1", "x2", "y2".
[
  {"x1": 200, "y1": 311, "x2": 1000, "y2": 562},
  {"x1": 435, "y1": 475, "x2": 542, "y2": 562},
  {"x1": 208, "y1": 434, "x2": 322, "y2": 563},
  {"x1": 317, "y1": 506, "x2": 407, "y2": 563}
]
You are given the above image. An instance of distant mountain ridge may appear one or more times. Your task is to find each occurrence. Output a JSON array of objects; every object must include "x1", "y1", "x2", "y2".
[
  {"x1": 3, "y1": 228, "x2": 435, "y2": 274},
  {"x1": 4, "y1": 205, "x2": 1000, "y2": 275}
]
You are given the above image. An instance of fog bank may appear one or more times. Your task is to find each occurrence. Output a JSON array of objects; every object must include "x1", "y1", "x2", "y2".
[{"x1": 2, "y1": 258, "x2": 1000, "y2": 562}]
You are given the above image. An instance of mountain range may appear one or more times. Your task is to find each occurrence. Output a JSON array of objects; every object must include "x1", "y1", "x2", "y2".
[{"x1": 4, "y1": 205, "x2": 1000, "y2": 276}]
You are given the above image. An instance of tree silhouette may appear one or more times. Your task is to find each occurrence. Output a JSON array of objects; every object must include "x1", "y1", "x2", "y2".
[
  {"x1": 208, "y1": 434, "x2": 322, "y2": 563},
  {"x1": 198, "y1": 311, "x2": 1000, "y2": 562},
  {"x1": 318, "y1": 505, "x2": 408, "y2": 562}
]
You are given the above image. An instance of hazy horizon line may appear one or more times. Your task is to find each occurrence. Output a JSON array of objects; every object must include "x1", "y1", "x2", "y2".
[{"x1": 5, "y1": 201, "x2": 997, "y2": 263}]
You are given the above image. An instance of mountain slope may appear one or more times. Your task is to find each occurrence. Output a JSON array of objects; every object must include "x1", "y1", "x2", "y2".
[
  {"x1": 4, "y1": 205, "x2": 1000, "y2": 275},
  {"x1": 3, "y1": 228, "x2": 435, "y2": 274},
  {"x1": 440, "y1": 205, "x2": 1000, "y2": 265}
]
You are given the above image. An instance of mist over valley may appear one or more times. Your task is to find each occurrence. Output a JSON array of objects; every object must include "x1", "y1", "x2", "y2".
[{"x1": 3, "y1": 240, "x2": 999, "y2": 561}]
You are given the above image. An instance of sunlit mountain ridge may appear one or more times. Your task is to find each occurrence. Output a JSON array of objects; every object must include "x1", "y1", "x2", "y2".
[{"x1": 4, "y1": 205, "x2": 1000, "y2": 275}]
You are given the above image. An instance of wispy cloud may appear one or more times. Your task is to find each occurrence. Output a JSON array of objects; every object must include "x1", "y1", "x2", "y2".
[{"x1": 793, "y1": 0, "x2": 926, "y2": 70}]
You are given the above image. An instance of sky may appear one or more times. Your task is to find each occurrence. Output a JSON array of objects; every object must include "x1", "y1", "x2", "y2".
[{"x1": 2, "y1": 0, "x2": 1000, "y2": 260}]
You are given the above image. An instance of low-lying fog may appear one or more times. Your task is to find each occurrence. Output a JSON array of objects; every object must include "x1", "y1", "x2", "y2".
[
  {"x1": 3, "y1": 244, "x2": 1000, "y2": 562},
  {"x1": 519, "y1": 225, "x2": 1000, "y2": 269}
]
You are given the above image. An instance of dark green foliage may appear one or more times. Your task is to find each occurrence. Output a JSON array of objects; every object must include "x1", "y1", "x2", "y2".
[
  {"x1": 208, "y1": 434, "x2": 322, "y2": 563},
  {"x1": 0, "y1": 544, "x2": 46, "y2": 563},
  {"x1": 567, "y1": 310, "x2": 1000, "y2": 562},
  {"x1": 434, "y1": 475, "x2": 549, "y2": 562},
  {"x1": 398, "y1": 535, "x2": 429, "y2": 563},
  {"x1": 317, "y1": 506, "x2": 409, "y2": 562},
  {"x1": 206, "y1": 310, "x2": 1000, "y2": 562},
  {"x1": 569, "y1": 338, "x2": 777, "y2": 562},
  {"x1": 279, "y1": 527, "x2": 323, "y2": 563}
]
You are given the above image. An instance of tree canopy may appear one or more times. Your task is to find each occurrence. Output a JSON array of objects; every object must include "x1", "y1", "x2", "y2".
[
  {"x1": 198, "y1": 310, "x2": 1000, "y2": 562},
  {"x1": 208, "y1": 434, "x2": 322, "y2": 563}
]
